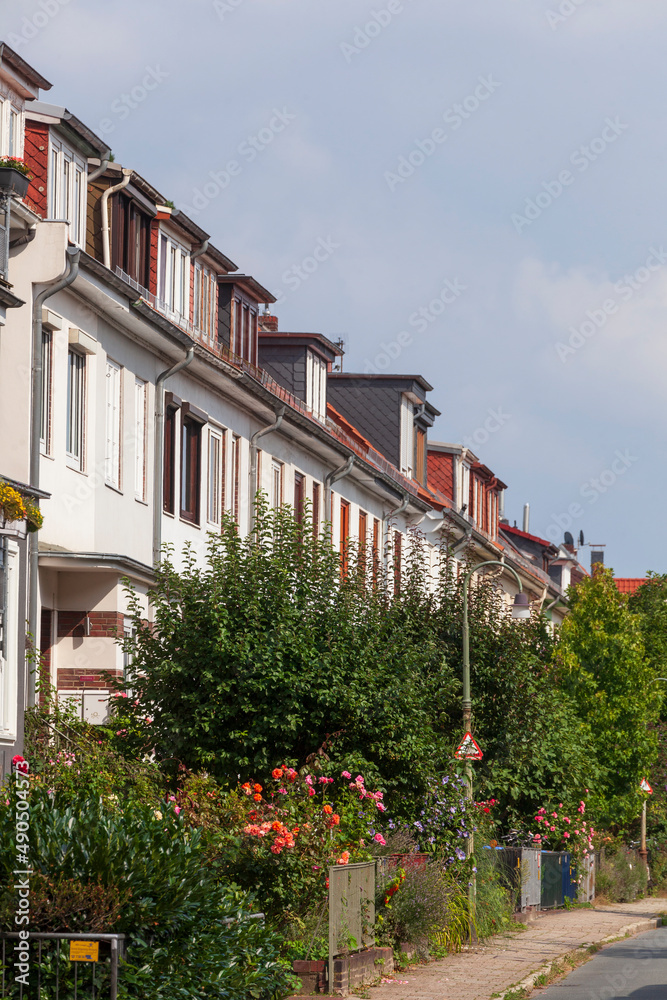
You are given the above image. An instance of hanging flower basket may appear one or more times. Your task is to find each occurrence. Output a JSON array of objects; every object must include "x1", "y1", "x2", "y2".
[
  {"x1": 0, "y1": 158, "x2": 31, "y2": 199},
  {"x1": 0, "y1": 482, "x2": 43, "y2": 535}
]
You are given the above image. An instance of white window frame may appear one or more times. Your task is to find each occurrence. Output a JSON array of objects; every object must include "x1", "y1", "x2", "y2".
[
  {"x1": 48, "y1": 136, "x2": 87, "y2": 247},
  {"x1": 194, "y1": 262, "x2": 216, "y2": 341},
  {"x1": 66, "y1": 349, "x2": 86, "y2": 470},
  {"x1": 0, "y1": 540, "x2": 19, "y2": 739},
  {"x1": 40, "y1": 330, "x2": 52, "y2": 455},
  {"x1": 400, "y1": 395, "x2": 414, "y2": 478},
  {"x1": 207, "y1": 427, "x2": 224, "y2": 526},
  {"x1": 0, "y1": 98, "x2": 24, "y2": 159},
  {"x1": 134, "y1": 378, "x2": 147, "y2": 501},
  {"x1": 271, "y1": 459, "x2": 283, "y2": 509},
  {"x1": 306, "y1": 351, "x2": 327, "y2": 422},
  {"x1": 105, "y1": 359, "x2": 122, "y2": 488},
  {"x1": 158, "y1": 230, "x2": 190, "y2": 321},
  {"x1": 459, "y1": 462, "x2": 471, "y2": 512}
]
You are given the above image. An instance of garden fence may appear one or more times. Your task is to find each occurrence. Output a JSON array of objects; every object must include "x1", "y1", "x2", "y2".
[
  {"x1": 328, "y1": 861, "x2": 375, "y2": 991},
  {"x1": 0, "y1": 932, "x2": 125, "y2": 1000}
]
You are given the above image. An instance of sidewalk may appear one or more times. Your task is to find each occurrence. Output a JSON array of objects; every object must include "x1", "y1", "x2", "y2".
[{"x1": 365, "y1": 897, "x2": 667, "y2": 1000}]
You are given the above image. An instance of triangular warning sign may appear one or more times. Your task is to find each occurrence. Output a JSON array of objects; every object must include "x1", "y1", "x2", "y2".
[
  {"x1": 454, "y1": 731, "x2": 483, "y2": 760},
  {"x1": 640, "y1": 778, "x2": 653, "y2": 794}
]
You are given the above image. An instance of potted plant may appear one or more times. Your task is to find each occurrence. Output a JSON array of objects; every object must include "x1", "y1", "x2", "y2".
[
  {"x1": 0, "y1": 481, "x2": 42, "y2": 536},
  {"x1": 0, "y1": 157, "x2": 32, "y2": 199}
]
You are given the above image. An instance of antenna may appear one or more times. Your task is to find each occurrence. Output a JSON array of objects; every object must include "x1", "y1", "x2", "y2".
[
  {"x1": 564, "y1": 531, "x2": 574, "y2": 546},
  {"x1": 578, "y1": 530, "x2": 585, "y2": 547}
]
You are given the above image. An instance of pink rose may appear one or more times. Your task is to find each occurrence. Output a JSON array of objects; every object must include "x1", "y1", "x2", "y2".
[
  {"x1": 552, "y1": 812, "x2": 558, "y2": 819},
  {"x1": 564, "y1": 817, "x2": 571, "y2": 823},
  {"x1": 374, "y1": 833, "x2": 386, "y2": 845},
  {"x1": 174, "y1": 805, "x2": 181, "y2": 815},
  {"x1": 342, "y1": 771, "x2": 352, "y2": 779},
  {"x1": 535, "y1": 816, "x2": 543, "y2": 823},
  {"x1": 377, "y1": 803, "x2": 386, "y2": 812},
  {"x1": 550, "y1": 826, "x2": 556, "y2": 831},
  {"x1": 563, "y1": 831, "x2": 570, "y2": 838},
  {"x1": 308, "y1": 788, "x2": 315, "y2": 797},
  {"x1": 305, "y1": 775, "x2": 314, "y2": 786}
]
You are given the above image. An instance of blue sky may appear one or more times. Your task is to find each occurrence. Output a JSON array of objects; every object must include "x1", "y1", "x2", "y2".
[{"x1": 10, "y1": 0, "x2": 667, "y2": 575}]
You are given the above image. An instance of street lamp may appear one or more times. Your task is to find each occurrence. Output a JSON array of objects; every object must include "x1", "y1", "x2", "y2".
[{"x1": 461, "y1": 561, "x2": 528, "y2": 904}]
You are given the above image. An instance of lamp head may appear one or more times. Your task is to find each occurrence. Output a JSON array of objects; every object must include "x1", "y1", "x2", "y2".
[{"x1": 512, "y1": 593, "x2": 531, "y2": 619}]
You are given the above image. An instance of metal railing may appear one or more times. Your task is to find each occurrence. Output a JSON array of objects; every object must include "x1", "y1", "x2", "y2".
[{"x1": 1, "y1": 933, "x2": 125, "y2": 1000}]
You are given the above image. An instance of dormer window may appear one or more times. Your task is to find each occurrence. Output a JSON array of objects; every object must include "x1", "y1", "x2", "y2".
[
  {"x1": 193, "y1": 262, "x2": 216, "y2": 341},
  {"x1": 159, "y1": 232, "x2": 190, "y2": 320},
  {"x1": 306, "y1": 350, "x2": 327, "y2": 422},
  {"x1": 400, "y1": 395, "x2": 414, "y2": 477},
  {"x1": 1, "y1": 100, "x2": 23, "y2": 158},
  {"x1": 231, "y1": 296, "x2": 258, "y2": 364},
  {"x1": 48, "y1": 136, "x2": 87, "y2": 247},
  {"x1": 111, "y1": 192, "x2": 150, "y2": 288}
]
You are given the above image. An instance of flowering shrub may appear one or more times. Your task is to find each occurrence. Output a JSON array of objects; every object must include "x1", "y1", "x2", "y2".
[
  {"x1": 0, "y1": 482, "x2": 42, "y2": 531},
  {"x1": 409, "y1": 771, "x2": 474, "y2": 866},
  {"x1": 529, "y1": 791, "x2": 595, "y2": 879},
  {"x1": 174, "y1": 765, "x2": 388, "y2": 924}
]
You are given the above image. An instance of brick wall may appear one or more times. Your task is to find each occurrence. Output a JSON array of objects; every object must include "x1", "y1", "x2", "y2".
[
  {"x1": 57, "y1": 611, "x2": 124, "y2": 638},
  {"x1": 24, "y1": 121, "x2": 48, "y2": 217},
  {"x1": 149, "y1": 219, "x2": 159, "y2": 295},
  {"x1": 39, "y1": 608, "x2": 52, "y2": 708},
  {"x1": 427, "y1": 450, "x2": 454, "y2": 501}
]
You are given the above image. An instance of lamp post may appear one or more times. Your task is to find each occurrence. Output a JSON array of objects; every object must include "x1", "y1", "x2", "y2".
[{"x1": 461, "y1": 561, "x2": 530, "y2": 905}]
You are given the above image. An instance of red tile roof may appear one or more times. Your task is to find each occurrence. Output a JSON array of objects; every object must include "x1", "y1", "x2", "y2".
[{"x1": 615, "y1": 578, "x2": 647, "y2": 595}]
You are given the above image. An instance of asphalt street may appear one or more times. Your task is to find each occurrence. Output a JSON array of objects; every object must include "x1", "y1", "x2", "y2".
[{"x1": 538, "y1": 927, "x2": 667, "y2": 999}]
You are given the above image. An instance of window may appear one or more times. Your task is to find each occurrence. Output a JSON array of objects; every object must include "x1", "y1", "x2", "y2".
[
  {"x1": 372, "y1": 518, "x2": 380, "y2": 584},
  {"x1": 48, "y1": 137, "x2": 87, "y2": 247},
  {"x1": 159, "y1": 232, "x2": 190, "y2": 318},
  {"x1": 111, "y1": 194, "x2": 150, "y2": 288},
  {"x1": 415, "y1": 428, "x2": 426, "y2": 485},
  {"x1": 233, "y1": 300, "x2": 242, "y2": 355},
  {"x1": 340, "y1": 500, "x2": 350, "y2": 576},
  {"x1": 66, "y1": 350, "x2": 85, "y2": 468},
  {"x1": 312, "y1": 481, "x2": 321, "y2": 538},
  {"x1": 180, "y1": 418, "x2": 201, "y2": 523},
  {"x1": 8, "y1": 107, "x2": 21, "y2": 158},
  {"x1": 359, "y1": 511, "x2": 368, "y2": 568},
  {"x1": 393, "y1": 531, "x2": 402, "y2": 594},
  {"x1": 294, "y1": 472, "x2": 305, "y2": 525},
  {"x1": 0, "y1": 100, "x2": 23, "y2": 159},
  {"x1": 400, "y1": 395, "x2": 414, "y2": 477},
  {"x1": 163, "y1": 404, "x2": 177, "y2": 514},
  {"x1": 40, "y1": 331, "x2": 52, "y2": 454},
  {"x1": 134, "y1": 379, "x2": 147, "y2": 501},
  {"x1": 459, "y1": 462, "x2": 471, "y2": 513},
  {"x1": 231, "y1": 298, "x2": 258, "y2": 362},
  {"x1": 232, "y1": 434, "x2": 241, "y2": 524},
  {"x1": 105, "y1": 360, "x2": 122, "y2": 488},
  {"x1": 271, "y1": 460, "x2": 283, "y2": 509},
  {"x1": 306, "y1": 351, "x2": 327, "y2": 422},
  {"x1": 194, "y1": 263, "x2": 217, "y2": 340},
  {"x1": 208, "y1": 428, "x2": 225, "y2": 525}
]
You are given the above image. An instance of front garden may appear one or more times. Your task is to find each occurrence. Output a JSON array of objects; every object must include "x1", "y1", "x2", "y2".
[{"x1": 2, "y1": 503, "x2": 666, "y2": 997}]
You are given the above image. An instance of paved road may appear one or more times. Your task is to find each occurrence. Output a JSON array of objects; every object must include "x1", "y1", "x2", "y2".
[{"x1": 539, "y1": 927, "x2": 667, "y2": 999}]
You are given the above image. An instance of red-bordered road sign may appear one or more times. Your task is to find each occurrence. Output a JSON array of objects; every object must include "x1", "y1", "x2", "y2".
[
  {"x1": 640, "y1": 778, "x2": 653, "y2": 794},
  {"x1": 454, "y1": 732, "x2": 483, "y2": 760}
]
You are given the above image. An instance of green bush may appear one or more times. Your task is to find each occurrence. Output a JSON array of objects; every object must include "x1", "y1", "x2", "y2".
[
  {"x1": 0, "y1": 782, "x2": 295, "y2": 999},
  {"x1": 595, "y1": 848, "x2": 647, "y2": 902}
]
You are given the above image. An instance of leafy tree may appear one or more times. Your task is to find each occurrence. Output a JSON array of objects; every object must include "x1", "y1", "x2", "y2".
[
  {"x1": 555, "y1": 567, "x2": 658, "y2": 828},
  {"x1": 114, "y1": 501, "x2": 600, "y2": 832}
]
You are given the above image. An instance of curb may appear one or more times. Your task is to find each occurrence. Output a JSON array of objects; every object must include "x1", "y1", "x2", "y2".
[{"x1": 498, "y1": 916, "x2": 663, "y2": 1000}]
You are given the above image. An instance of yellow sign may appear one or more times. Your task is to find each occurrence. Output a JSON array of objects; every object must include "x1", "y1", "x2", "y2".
[{"x1": 69, "y1": 941, "x2": 99, "y2": 962}]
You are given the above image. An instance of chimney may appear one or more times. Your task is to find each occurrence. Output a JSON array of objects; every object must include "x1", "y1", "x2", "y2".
[
  {"x1": 259, "y1": 312, "x2": 278, "y2": 333},
  {"x1": 522, "y1": 503, "x2": 530, "y2": 533},
  {"x1": 591, "y1": 546, "x2": 605, "y2": 573}
]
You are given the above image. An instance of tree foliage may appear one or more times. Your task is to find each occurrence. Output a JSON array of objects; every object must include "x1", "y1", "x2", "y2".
[
  {"x1": 114, "y1": 501, "x2": 597, "y2": 831},
  {"x1": 556, "y1": 567, "x2": 658, "y2": 827}
]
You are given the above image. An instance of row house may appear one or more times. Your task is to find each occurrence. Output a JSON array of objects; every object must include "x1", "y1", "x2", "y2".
[{"x1": 0, "y1": 43, "x2": 570, "y2": 770}]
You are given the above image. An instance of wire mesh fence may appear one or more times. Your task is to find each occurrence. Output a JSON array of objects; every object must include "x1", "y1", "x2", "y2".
[{"x1": 0, "y1": 933, "x2": 124, "y2": 1000}]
